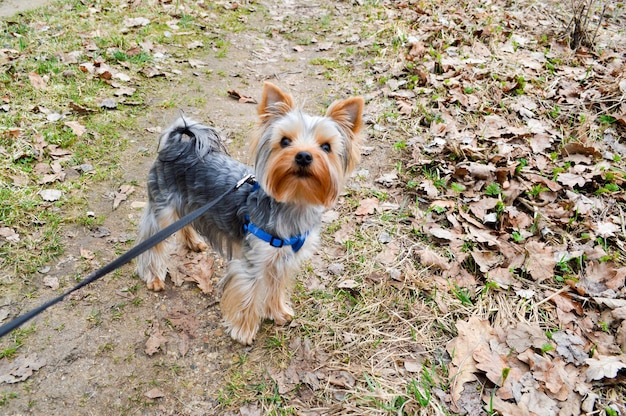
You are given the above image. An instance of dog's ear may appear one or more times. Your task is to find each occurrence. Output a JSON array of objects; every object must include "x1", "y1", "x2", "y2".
[
  {"x1": 259, "y1": 82, "x2": 294, "y2": 119},
  {"x1": 326, "y1": 97, "x2": 364, "y2": 136}
]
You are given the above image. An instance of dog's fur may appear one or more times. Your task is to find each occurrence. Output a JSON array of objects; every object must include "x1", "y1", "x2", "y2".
[{"x1": 136, "y1": 82, "x2": 364, "y2": 344}]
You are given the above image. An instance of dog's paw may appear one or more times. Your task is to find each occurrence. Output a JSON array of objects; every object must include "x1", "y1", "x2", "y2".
[
  {"x1": 146, "y1": 277, "x2": 165, "y2": 291},
  {"x1": 226, "y1": 324, "x2": 258, "y2": 345},
  {"x1": 190, "y1": 241, "x2": 208, "y2": 252},
  {"x1": 270, "y1": 304, "x2": 294, "y2": 326}
]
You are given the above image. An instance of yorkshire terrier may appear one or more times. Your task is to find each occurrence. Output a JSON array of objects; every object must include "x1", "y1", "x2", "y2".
[{"x1": 135, "y1": 82, "x2": 364, "y2": 344}]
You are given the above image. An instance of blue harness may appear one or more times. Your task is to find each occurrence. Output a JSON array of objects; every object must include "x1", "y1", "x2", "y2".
[{"x1": 242, "y1": 182, "x2": 310, "y2": 253}]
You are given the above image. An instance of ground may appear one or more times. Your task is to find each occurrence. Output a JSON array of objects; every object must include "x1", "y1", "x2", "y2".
[{"x1": 1, "y1": 0, "x2": 625, "y2": 415}]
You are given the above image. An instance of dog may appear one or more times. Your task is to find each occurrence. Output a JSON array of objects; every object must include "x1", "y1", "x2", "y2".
[{"x1": 135, "y1": 82, "x2": 364, "y2": 344}]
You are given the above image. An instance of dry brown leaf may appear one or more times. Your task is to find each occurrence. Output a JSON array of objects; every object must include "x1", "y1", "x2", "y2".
[
  {"x1": 552, "y1": 292, "x2": 583, "y2": 315},
  {"x1": 472, "y1": 345, "x2": 508, "y2": 385},
  {"x1": 518, "y1": 351, "x2": 570, "y2": 401},
  {"x1": 420, "y1": 179, "x2": 438, "y2": 198},
  {"x1": 167, "y1": 307, "x2": 199, "y2": 337},
  {"x1": 525, "y1": 173, "x2": 562, "y2": 192},
  {"x1": 530, "y1": 133, "x2": 553, "y2": 153},
  {"x1": 519, "y1": 386, "x2": 559, "y2": 416},
  {"x1": 595, "y1": 221, "x2": 620, "y2": 238},
  {"x1": 415, "y1": 248, "x2": 451, "y2": 270},
  {"x1": 144, "y1": 388, "x2": 165, "y2": 399},
  {"x1": 113, "y1": 185, "x2": 135, "y2": 210},
  {"x1": 333, "y1": 222, "x2": 353, "y2": 244},
  {"x1": 124, "y1": 16, "x2": 150, "y2": 27},
  {"x1": 396, "y1": 97, "x2": 414, "y2": 115},
  {"x1": 486, "y1": 395, "x2": 531, "y2": 416},
  {"x1": 556, "y1": 172, "x2": 587, "y2": 188},
  {"x1": 355, "y1": 197, "x2": 379, "y2": 216},
  {"x1": 506, "y1": 322, "x2": 548, "y2": 352},
  {"x1": 585, "y1": 354, "x2": 626, "y2": 381},
  {"x1": 63, "y1": 121, "x2": 86, "y2": 136},
  {"x1": 239, "y1": 403, "x2": 262, "y2": 416},
  {"x1": 470, "y1": 250, "x2": 501, "y2": 273},
  {"x1": 0, "y1": 354, "x2": 46, "y2": 384},
  {"x1": 468, "y1": 198, "x2": 499, "y2": 220},
  {"x1": 145, "y1": 322, "x2": 167, "y2": 356},
  {"x1": 28, "y1": 72, "x2": 46, "y2": 89},
  {"x1": 447, "y1": 317, "x2": 494, "y2": 404},
  {"x1": 426, "y1": 226, "x2": 461, "y2": 241},
  {"x1": 0, "y1": 227, "x2": 20, "y2": 243},
  {"x1": 561, "y1": 142, "x2": 601, "y2": 159},
  {"x1": 576, "y1": 261, "x2": 620, "y2": 296},
  {"x1": 80, "y1": 247, "x2": 95, "y2": 260},
  {"x1": 375, "y1": 242, "x2": 399, "y2": 265},
  {"x1": 524, "y1": 241, "x2": 556, "y2": 282},
  {"x1": 227, "y1": 90, "x2": 257, "y2": 104},
  {"x1": 69, "y1": 101, "x2": 96, "y2": 114}
]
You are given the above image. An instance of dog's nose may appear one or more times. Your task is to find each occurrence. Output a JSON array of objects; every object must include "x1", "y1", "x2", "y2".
[{"x1": 295, "y1": 151, "x2": 313, "y2": 167}]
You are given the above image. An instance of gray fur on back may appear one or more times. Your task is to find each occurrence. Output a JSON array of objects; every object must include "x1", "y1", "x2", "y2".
[{"x1": 147, "y1": 117, "x2": 323, "y2": 259}]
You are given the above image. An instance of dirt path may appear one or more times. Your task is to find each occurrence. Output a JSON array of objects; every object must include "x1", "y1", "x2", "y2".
[{"x1": 0, "y1": 0, "x2": 52, "y2": 18}]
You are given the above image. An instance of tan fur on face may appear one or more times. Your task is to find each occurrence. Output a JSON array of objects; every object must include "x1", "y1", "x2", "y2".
[{"x1": 251, "y1": 83, "x2": 364, "y2": 207}]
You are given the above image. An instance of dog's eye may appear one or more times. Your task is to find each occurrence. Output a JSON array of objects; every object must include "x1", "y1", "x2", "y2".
[
  {"x1": 320, "y1": 143, "x2": 331, "y2": 153},
  {"x1": 280, "y1": 137, "x2": 291, "y2": 148}
]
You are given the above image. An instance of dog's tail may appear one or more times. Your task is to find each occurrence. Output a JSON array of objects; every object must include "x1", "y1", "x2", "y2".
[{"x1": 157, "y1": 116, "x2": 229, "y2": 161}]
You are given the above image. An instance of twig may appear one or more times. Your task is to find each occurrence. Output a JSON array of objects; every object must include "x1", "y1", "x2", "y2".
[{"x1": 534, "y1": 285, "x2": 571, "y2": 307}]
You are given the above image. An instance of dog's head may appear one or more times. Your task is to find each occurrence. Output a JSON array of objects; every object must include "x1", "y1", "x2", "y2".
[{"x1": 251, "y1": 82, "x2": 364, "y2": 208}]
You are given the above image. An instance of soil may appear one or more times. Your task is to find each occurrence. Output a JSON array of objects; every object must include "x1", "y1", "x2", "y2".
[
  {"x1": 0, "y1": 1, "x2": 387, "y2": 415},
  {"x1": 0, "y1": 0, "x2": 52, "y2": 18}
]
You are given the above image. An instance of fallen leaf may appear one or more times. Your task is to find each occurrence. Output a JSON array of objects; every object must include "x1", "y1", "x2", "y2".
[
  {"x1": 99, "y1": 98, "x2": 117, "y2": 109},
  {"x1": 595, "y1": 221, "x2": 619, "y2": 238},
  {"x1": 376, "y1": 171, "x2": 397, "y2": 187},
  {"x1": 337, "y1": 279, "x2": 359, "y2": 289},
  {"x1": 113, "y1": 185, "x2": 135, "y2": 209},
  {"x1": 0, "y1": 354, "x2": 46, "y2": 384},
  {"x1": 186, "y1": 40, "x2": 204, "y2": 49},
  {"x1": 144, "y1": 388, "x2": 165, "y2": 399},
  {"x1": 506, "y1": 322, "x2": 548, "y2": 352},
  {"x1": 227, "y1": 90, "x2": 257, "y2": 104},
  {"x1": 355, "y1": 197, "x2": 379, "y2": 216},
  {"x1": 525, "y1": 241, "x2": 556, "y2": 282},
  {"x1": 415, "y1": 248, "x2": 451, "y2": 270},
  {"x1": 69, "y1": 101, "x2": 96, "y2": 114},
  {"x1": 145, "y1": 322, "x2": 168, "y2": 356},
  {"x1": 43, "y1": 276, "x2": 59, "y2": 290},
  {"x1": 0, "y1": 227, "x2": 20, "y2": 243},
  {"x1": 561, "y1": 142, "x2": 601, "y2": 159},
  {"x1": 585, "y1": 355, "x2": 626, "y2": 381},
  {"x1": 188, "y1": 59, "x2": 207, "y2": 68},
  {"x1": 447, "y1": 317, "x2": 494, "y2": 404},
  {"x1": 39, "y1": 189, "x2": 63, "y2": 201},
  {"x1": 557, "y1": 172, "x2": 588, "y2": 188},
  {"x1": 333, "y1": 222, "x2": 353, "y2": 244},
  {"x1": 80, "y1": 248, "x2": 95, "y2": 260},
  {"x1": 124, "y1": 17, "x2": 150, "y2": 28},
  {"x1": 167, "y1": 307, "x2": 199, "y2": 337},
  {"x1": 28, "y1": 72, "x2": 46, "y2": 89},
  {"x1": 239, "y1": 403, "x2": 262, "y2": 416}
]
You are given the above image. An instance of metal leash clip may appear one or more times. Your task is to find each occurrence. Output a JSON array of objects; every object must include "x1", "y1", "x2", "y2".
[{"x1": 235, "y1": 173, "x2": 257, "y2": 189}]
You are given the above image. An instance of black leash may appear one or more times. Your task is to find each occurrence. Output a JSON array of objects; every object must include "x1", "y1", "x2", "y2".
[{"x1": 0, "y1": 174, "x2": 256, "y2": 339}]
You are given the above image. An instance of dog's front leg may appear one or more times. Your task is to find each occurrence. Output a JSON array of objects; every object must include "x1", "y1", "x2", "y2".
[
  {"x1": 220, "y1": 256, "x2": 266, "y2": 345},
  {"x1": 220, "y1": 246, "x2": 295, "y2": 344}
]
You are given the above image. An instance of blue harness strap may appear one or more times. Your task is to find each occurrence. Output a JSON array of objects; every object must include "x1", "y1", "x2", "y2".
[{"x1": 243, "y1": 215, "x2": 310, "y2": 253}]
